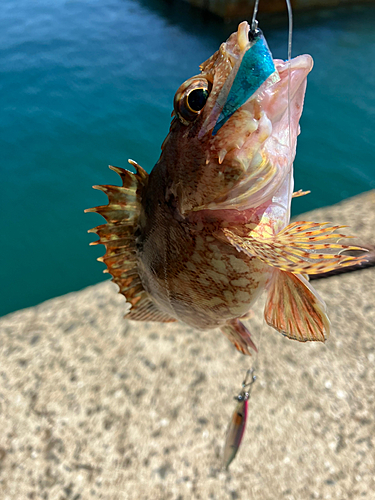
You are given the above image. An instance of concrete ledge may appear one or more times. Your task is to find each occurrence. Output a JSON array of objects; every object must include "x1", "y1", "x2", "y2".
[{"x1": 0, "y1": 190, "x2": 374, "y2": 499}]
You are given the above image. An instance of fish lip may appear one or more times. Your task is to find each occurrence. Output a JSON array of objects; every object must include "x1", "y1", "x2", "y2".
[
  {"x1": 224, "y1": 21, "x2": 252, "y2": 69},
  {"x1": 275, "y1": 54, "x2": 314, "y2": 85},
  {"x1": 255, "y1": 54, "x2": 314, "y2": 123},
  {"x1": 283, "y1": 54, "x2": 314, "y2": 72}
]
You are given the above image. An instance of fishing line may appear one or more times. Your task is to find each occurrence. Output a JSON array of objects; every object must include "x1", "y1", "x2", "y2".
[
  {"x1": 286, "y1": 0, "x2": 293, "y2": 155},
  {"x1": 253, "y1": 317, "x2": 266, "y2": 373},
  {"x1": 251, "y1": 0, "x2": 260, "y2": 32},
  {"x1": 249, "y1": 0, "x2": 293, "y2": 391},
  {"x1": 247, "y1": 0, "x2": 292, "y2": 379}
]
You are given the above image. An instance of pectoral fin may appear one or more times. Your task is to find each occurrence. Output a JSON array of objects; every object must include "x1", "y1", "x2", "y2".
[
  {"x1": 221, "y1": 319, "x2": 258, "y2": 356},
  {"x1": 223, "y1": 221, "x2": 368, "y2": 275},
  {"x1": 265, "y1": 270, "x2": 330, "y2": 342}
]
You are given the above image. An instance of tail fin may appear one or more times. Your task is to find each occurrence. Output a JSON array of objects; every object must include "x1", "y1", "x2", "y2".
[{"x1": 85, "y1": 160, "x2": 175, "y2": 323}]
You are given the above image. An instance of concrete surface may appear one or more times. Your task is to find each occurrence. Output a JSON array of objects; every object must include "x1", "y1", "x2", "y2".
[{"x1": 0, "y1": 190, "x2": 374, "y2": 500}]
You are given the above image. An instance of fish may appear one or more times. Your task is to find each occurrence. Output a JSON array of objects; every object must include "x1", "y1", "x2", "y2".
[{"x1": 86, "y1": 21, "x2": 367, "y2": 355}]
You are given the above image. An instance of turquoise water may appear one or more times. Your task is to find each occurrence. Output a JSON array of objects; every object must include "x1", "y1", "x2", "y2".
[{"x1": 1, "y1": 1, "x2": 375, "y2": 317}]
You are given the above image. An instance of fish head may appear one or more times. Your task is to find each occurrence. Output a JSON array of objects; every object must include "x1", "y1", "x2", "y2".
[{"x1": 160, "y1": 21, "x2": 313, "y2": 215}]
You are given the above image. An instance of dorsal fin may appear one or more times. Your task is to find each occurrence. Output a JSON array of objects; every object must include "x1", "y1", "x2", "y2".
[{"x1": 86, "y1": 160, "x2": 176, "y2": 323}]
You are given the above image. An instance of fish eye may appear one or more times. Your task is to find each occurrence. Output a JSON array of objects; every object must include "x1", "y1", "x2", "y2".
[
  {"x1": 186, "y1": 88, "x2": 209, "y2": 113},
  {"x1": 174, "y1": 77, "x2": 211, "y2": 124}
]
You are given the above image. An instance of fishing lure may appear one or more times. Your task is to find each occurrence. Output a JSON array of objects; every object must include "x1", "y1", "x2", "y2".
[
  {"x1": 223, "y1": 369, "x2": 256, "y2": 469},
  {"x1": 212, "y1": 25, "x2": 279, "y2": 135}
]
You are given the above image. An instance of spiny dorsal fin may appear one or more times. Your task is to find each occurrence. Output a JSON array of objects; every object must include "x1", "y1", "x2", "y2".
[
  {"x1": 86, "y1": 160, "x2": 174, "y2": 324},
  {"x1": 85, "y1": 160, "x2": 148, "y2": 309}
]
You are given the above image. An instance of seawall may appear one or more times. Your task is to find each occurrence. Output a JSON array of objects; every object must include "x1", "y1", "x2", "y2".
[{"x1": 0, "y1": 190, "x2": 374, "y2": 499}]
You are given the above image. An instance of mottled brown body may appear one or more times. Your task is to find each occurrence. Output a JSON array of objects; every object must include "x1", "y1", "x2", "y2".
[{"x1": 137, "y1": 169, "x2": 270, "y2": 329}]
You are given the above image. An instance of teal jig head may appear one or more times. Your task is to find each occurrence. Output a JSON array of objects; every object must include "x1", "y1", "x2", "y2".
[{"x1": 212, "y1": 28, "x2": 279, "y2": 136}]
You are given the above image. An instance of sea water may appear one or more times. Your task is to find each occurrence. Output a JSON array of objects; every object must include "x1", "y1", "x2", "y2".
[{"x1": 1, "y1": 0, "x2": 374, "y2": 316}]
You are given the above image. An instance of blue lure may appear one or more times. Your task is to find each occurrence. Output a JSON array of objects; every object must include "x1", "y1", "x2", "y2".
[{"x1": 213, "y1": 30, "x2": 278, "y2": 135}]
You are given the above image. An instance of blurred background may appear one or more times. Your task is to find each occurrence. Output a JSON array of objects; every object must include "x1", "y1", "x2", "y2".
[{"x1": 1, "y1": 0, "x2": 375, "y2": 317}]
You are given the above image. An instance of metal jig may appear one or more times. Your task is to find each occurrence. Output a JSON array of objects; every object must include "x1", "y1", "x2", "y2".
[{"x1": 223, "y1": 369, "x2": 257, "y2": 469}]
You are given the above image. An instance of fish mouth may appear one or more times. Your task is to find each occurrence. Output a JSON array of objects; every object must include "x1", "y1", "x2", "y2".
[
  {"x1": 222, "y1": 22, "x2": 314, "y2": 124},
  {"x1": 199, "y1": 21, "x2": 277, "y2": 139},
  {"x1": 204, "y1": 21, "x2": 313, "y2": 143},
  {"x1": 198, "y1": 35, "x2": 313, "y2": 212}
]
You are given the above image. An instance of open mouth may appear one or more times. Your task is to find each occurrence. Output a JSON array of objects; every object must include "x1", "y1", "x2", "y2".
[
  {"x1": 212, "y1": 25, "x2": 280, "y2": 135},
  {"x1": 194, "y1": 28, "x2": 313, "y2": 213},
  {"x1": 200, "y1": 22, "x2": 313, "y2": 145},
  {"x1": 198, "y1": 21, "x2": 279, "y2": 140}
]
